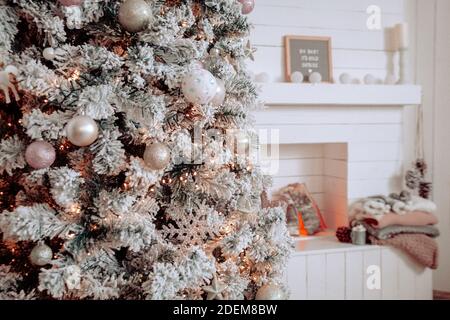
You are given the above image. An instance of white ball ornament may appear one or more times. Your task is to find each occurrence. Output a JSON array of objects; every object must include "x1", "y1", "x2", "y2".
[
  {"x1": 66, "y1": 115, "x2": 99, "y2": 147},
  {"x1": 290, "y1": 71, "x2": 304, "y2": 83},
  {"x1": 339, "y1": 73, "x2": 352, "y2": 84},
  {"x1": 255, "y1": 284, "x2": 286, "y2": 300},
  {"x1": 309, "y1": 72, "x2": 322, "y2": 84},
  {"x1": 29, "y1": 243, "x2": 53, "y2": 266},
  {"x1": 182, "y1": 69, "x2": 218, "y2": 105},
  {"x1": 364, "y1": 74, "x2": 376, "y2": 85},
  {"x1": 144, "y1": 142, "x2": 171, "y2": 171},
  {"x1": 43, "y1": 47, "x2": 56, "y2": 61},
  {"x1": 210, "y1": 78, "x2": 226, "y2": 107},
  {"x1": 118, "y1": 0, "x2": 153, "y2": 33}
]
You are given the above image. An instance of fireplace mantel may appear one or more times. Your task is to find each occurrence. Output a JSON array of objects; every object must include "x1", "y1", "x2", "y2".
[{"x1": 258, "y1": 83, "x2": 422, "y2": 106}]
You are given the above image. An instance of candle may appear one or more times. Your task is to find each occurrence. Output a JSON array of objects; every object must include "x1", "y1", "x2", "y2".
[{"x1": 395, "y1": 23, "x2": 409, "y2": 50}]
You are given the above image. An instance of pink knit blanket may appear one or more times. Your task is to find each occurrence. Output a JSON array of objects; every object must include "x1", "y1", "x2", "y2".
[{"x1": 369, "y1": 234, "x2": 439, "y2": 269}]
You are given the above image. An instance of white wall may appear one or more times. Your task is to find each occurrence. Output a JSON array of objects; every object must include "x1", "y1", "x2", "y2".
[
  {"x1": 413, "y1": 0, "x2": 450, "y2": 292},
  {"x1": 248, "y1": 0, "x2": 405, "y2": 82}
]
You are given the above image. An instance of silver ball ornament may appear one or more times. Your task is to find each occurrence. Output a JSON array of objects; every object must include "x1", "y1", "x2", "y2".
[
  {"x1": 25, "y1": 141, "x2": 56, "y2": 169},
  {"x1": 43, "y1": 47, "x2": 56, "y2": 61},
  {"x1": 255, "y1": 284, "x2": 286, "y2": 300},
  {"x1": 58, "y1": 0, "x2": 84, "y2": 6},
  {"x1": 181, "y1": 69, "x2": 218, "y2": 105},
  {"x1": 66, "y1": 115, "x2": 99, "y2": 147},
  {"x1": 209, "y1": 48, "x2": 221, "y2": 57},
  {"x1": 309, "y1": 72, "x2": 322, "y2": 84},
  {"x1": 144, "y1": 142, "x2": 171, "y2": 171},
  {"x1": 29, "y1": 243, "x2": 53, "y2": 266},
  {"x1": 290, "y1": 71, "x2": 304, "y2": 83},
  {"x1": 210, "y1": 78, "x2": 226, "y2": 107},
  {"x1": 118, "y1": 0, "x2": 153, "y2": 33},
  {"x1": 238, "y1": 0, "x2": 255, "y2": 15}
]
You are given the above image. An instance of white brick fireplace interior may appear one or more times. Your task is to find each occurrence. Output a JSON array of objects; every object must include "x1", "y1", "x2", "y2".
[{"x1": 249, "y1": 0, "x2": 436, "y2": 299}]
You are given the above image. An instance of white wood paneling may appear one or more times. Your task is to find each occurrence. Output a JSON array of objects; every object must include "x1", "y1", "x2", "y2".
[
  {"x1": 286, "y1": 237, "x2": 433, "y2": 300},
  {"x1": 345, "y1": 251, "x2": 364, "y2": 300},
  {"x1": 397, "y1": 250, "x2": 417, "y2": 300},
  {"x1": 363, "y1": 249, "x2": 382, "y2": 300},
  {"x1": 381, "y1": 248, "x2": 399, "y2": 299},
  {"x1": 286, "y1": 256, "x2": 307, "y2": 300},
  {"x1": 256, "y1": 124, "x2": 403, "y2": 144},
  {"x1": 306, "y1": 255, "x2": 326, "y2": 299},
  {"x1": 254, "y1": 105, "x2": 404, "y2": 125},
  {"x1": 256, "y1": 0, "x2": 404, "y2": 13},
  {"x1": 249, "y1": 6, "x2": 402, "y2": 31},
  {"x1": 326, "y1": 253, "x2": 346, "y2": 299}
]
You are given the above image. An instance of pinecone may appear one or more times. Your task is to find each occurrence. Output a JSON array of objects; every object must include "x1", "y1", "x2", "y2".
[
  {"x1": 406, "y1": 169, "x2": 421, "y2": 190},
  {"x1": 415, "y1": 159, "x2": 428, "y2": 176},
  {"x1": 336, "y1": 227, "x2": 352, "y2": 243},
  {"x1": 419, "y1": 182, "x2": 432, "y2": 199}
]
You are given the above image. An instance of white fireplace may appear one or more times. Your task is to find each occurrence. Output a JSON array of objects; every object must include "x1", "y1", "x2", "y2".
[{"x1": 252, "y1": 83, "x2": 432, "y2": 300}]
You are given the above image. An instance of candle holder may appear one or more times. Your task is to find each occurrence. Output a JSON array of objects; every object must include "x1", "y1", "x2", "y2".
[{"x1": 398, "y1": 48, "x2": 409, "y2": 84}]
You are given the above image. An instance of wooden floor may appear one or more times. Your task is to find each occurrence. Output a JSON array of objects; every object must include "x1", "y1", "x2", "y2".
[{"x1": 433, "y1": 291, "x2": 450, "y2": 300}]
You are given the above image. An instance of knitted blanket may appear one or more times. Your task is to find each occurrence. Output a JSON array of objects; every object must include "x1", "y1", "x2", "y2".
[{"x1": 370, "y1": 234, "x2": 439, "y2": 269}]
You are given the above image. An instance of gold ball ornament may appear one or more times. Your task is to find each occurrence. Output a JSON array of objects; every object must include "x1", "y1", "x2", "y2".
[
  {"x1": 143, "y1": 142, "x2": 171, "y2": 170},
  {"x1": 118, "y1": 0, "x2": 153, "y2": 33},
  {"x1": 66, "y1": 115, "x2": 99, "y2": 147},
  {"x1": 255, "y1": 284, "x2": 286, "y2": 300},
  {"x1": 29, "y1": 243, "x2": 53, "y2": 266}
]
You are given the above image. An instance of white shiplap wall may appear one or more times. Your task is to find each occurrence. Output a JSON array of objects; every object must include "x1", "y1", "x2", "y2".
[
  {"x1": 248, "y1": 0, "x2": 405, "y2": 82},
  {"x1": 250, "y1": 0, "x2": 408, "y2": 229}
]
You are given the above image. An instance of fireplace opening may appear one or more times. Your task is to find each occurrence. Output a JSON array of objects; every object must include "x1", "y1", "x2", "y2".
[{"x1": 260, "y1": 143, "x2": 349, "y2": 236}]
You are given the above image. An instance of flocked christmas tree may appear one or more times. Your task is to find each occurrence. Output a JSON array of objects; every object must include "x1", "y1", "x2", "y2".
[{"x1": 0, "y1": 0, "x2": 292, "y2": 300}]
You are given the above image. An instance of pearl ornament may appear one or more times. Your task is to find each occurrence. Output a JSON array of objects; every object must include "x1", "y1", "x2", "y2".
[{"x1": 66, "y1": 115, "x2": 99, "y2": 147}]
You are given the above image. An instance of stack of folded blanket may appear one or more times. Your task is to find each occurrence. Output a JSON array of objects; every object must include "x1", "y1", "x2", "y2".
[{"x1": 349, "y1": 191, "x2": 439, "y2": 269}]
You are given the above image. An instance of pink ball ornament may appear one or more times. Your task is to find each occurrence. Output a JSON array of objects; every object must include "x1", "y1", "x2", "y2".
[
  {"x1": 58, "y1": 0, "x2": 84, "y2": 6},
  {"x1": 238, "y1": 0, "x2": 255, "y2": 15},
  {"x1": 25, "y1": 141, "x2": 56, "y2": 169}
]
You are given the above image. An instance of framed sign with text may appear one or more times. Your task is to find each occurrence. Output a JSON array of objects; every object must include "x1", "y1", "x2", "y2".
[{"x1": 284, "y1": 35, "x2": 333, "y2": 83}]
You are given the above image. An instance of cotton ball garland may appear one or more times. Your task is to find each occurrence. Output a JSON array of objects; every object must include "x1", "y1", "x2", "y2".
[
  {"x1": 290, "y1": 71, "x2": 304, "y2": 83},
  {"x1": 182, "y1": 69, "x2": 218, "y2": 105},
  {"x1": 29, "y1": 243, "x2": 53, "y2": 266},
  {"x1": 25, "y1": 141, "x2": 56, "y2": 169},
  {"x1": 238, "y1": 0, "x2": 255, "y2": 15},
  {"x1": 144, "y1": 142, "x2": 171, "y2": 171},
  {"x1": 255, "y1": 284, "x2": 286, "y2": 300},
  {"x1": 210, "y1": 78, "x2": 226, "y2": 107},
  {"x1": 309, "y1": 72, "x2": 322, "y2": 84},
  {"x1": 339, "y1": 73, "x2": 351, "y2": 84},
  {"x1": 66, "y1": 115, "x2": 99, "y2": 147},
  {"x1": 58, "y1": 0, "x2": 84, "y2": 6},
  {"x1": 364, "y1": 74, "x2": 376, "y2": 85},
  {"x1": 118, "y1": 0, "x2": 153, "y2": 33}
]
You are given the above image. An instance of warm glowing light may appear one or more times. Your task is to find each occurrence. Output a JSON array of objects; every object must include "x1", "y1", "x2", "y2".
[{"x1": 68, "y1": 69, "x2": 80, "y2": 81}]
